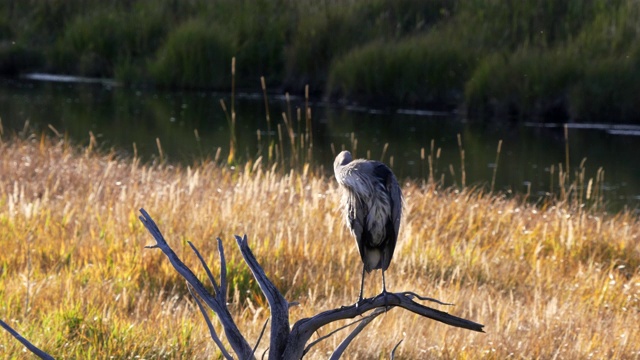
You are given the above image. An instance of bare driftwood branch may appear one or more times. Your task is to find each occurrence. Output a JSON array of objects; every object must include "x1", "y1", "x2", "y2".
[
  {"x1": 138, "y1": 209, "x2": 255, "y2": 359},
  {"x1": 187, "y1": 284, "x2": 232, "y2": 360},
  {"x1": 139, "y1": 208, "x2": 484, "y2": 359},
  {"x1": 391, "y1": 339, "x2": 404, "y2": 359},
  {"x1": 283, "y1": 291, "x2": 484, "y2": 359},
  {"x1": 252, "y1": 319, "x2": 270, "y2": 358},
  {"x1": 328, "y1": 307, "x2": 387, "y2": 359},
  {"x1": 188, "y1": 241, "x2": 221, "y2": 297},
  {"x1": 304, "y1": 311, "x2": 379, "y2": 354},
  {"x1": 235, "y1": 234, "x2": 291, "y2": 359},
  {"x1": 0, "y1": 319, "x2": 54, "y2": 360}
]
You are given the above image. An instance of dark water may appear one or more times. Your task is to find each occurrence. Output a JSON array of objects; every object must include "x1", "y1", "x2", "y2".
[{"x1": 1, "y1": 76, "x2": 639, "y2": 211}]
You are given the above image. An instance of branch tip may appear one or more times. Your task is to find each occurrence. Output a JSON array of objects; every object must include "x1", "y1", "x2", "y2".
[
  {"x1": 288, "y1": 301, "x2": 300, "y2": 308},
  {"x1": 391, "y1": 339, "x2": 404, "y2": 359},
  {"x1": 0, "y1": 320, "x2": 54, "y2": 360}
]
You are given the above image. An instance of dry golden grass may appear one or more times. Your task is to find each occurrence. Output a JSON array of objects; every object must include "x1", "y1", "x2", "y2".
[{"x1": 0, "y1": 135, "x2": 638, "y2": 359}]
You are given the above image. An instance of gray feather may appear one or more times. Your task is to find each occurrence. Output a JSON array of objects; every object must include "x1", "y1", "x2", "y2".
[{"x1": 334, "y1": 150, "x2": 403, "y2": 272}]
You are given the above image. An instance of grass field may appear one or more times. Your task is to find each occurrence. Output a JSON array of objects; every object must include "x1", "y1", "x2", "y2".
[{"x1": 0, "y1": 134, "x2": 638, "y2": 359}]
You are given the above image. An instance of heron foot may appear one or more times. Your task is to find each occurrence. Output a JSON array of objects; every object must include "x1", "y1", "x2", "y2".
[
  {"x1": 374, "y1": 290, "x2": 401, "y2": 308},
  {"x1": 355, "y1": 296, "x2": 376, "y2": 308}
]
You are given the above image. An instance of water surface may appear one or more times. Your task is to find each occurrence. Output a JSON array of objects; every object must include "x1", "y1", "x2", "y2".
[{"x1": 1, "y1": 77, "x2": 639, "y2": 211}]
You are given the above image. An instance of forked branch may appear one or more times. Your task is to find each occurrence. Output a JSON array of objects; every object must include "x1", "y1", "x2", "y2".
[
  {"x1": 0, "y1": 320, "x2": 54, "y2": 360},
  {"x1": 139, "y1": 209, "x2": 254, "y2": 359},
  {"x1": 139, "y1": 208, "x2": 484, "y2": 359}
]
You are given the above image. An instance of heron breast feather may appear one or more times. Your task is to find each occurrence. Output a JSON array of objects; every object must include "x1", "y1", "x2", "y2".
[{"x1": 363, "y1": 248, "x2": 382, "y2": 271}]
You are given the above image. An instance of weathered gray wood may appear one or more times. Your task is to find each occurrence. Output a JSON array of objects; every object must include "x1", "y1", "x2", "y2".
[
  {"x1": 139, "y1": 209, "x2": 255, "y2": 359},
  {"x1": 235, "y1": 234, "x2": 290, "y2": 359},
  {"x1": 328, "y1": 307, "x2": 387, "y2": 359},
  {"x1": 187, "y1": 240, "x2": 221, "y2": 296},
  {"x1": 282, "y1": 292, "x2": 484, "y2": 359},
  {"x1": 303, "y1": 314, "x2": 374, "y2": 353},
  {"x1": 217, "y1": 238, "x2": 229, "y2": 302},
  {"x1": 390, "y1": 339, "x2": 404, "y2": 359},
  {"x1": 139, "y1": 209, "x2": 484, "y2": 360},
  {"x1": 187, "y1": 284, "x2": 233, "y2": 360},
  {"x1": 0, "y1": 319, "x2": 54, "y2": 360},
  {"x1": 251, "y1": 319, "x2": 269, "y2": 358}
]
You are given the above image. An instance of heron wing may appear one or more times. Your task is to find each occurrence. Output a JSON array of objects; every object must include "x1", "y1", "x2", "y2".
[
  {"x1": 346, "y1": 191, "x2": 369, "y2": 263},
  {"x1": 372, "y1": 162, "x2": 403, "y2": 271}
]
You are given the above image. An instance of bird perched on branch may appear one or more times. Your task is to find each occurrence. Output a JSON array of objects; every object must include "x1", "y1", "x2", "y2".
[{"x1": 334, "y1": 150, "x2": 403, "y2": 304}]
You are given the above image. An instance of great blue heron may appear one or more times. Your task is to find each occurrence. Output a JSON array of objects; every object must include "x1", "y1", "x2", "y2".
[{"x1": 334, "y1": 150, "x2": 403, "y2": 304}]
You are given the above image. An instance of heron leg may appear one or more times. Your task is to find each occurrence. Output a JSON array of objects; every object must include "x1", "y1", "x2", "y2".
[
  {"x1": 381, "y1": 268, "x2": 389, "y2": 307},
  {"x1": 382, "y1": 268, "x2": 388, "y2": 294},
  {"x1": 377, "y1": 269, "x2": 401, "y2": 306},
  {"x1": 357, "y1": 265, "x2": 366, "y2": 306}
]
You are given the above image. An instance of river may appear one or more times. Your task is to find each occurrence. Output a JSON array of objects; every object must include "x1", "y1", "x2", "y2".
[{"x1": 1, "y1": 76, "x2": 639, "y2": 212}]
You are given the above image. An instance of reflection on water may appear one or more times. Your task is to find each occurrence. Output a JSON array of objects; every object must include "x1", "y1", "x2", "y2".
[
  {"x1": 525, "y1": 122, "x2": 640, "y2": 136},
  {"x1": 1, "y1": 77, "x2": 639, "y2": 211}
]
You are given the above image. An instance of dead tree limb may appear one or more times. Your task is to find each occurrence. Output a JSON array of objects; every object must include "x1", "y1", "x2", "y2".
[
  {"x1": 390, "y1": 339, "x2": 404, "y2": 359},
  {"x1": 283, "y1": 291, "x2": 484, "y2": 359},
  {"x1": 138, "y1": 209, "x2": 254, "y2": 359},
  {"x1": 0, "y1": 319, "x2": 54, "y2": 360},
  {"x1": 235, "y1": 234, "x2": 290, "y2": 358},
  {"x1": 328, "y1": 307, "x2": 387, "y2": 359},
  {"x1": 139, "y1": 208, "x2": 484, "y2": 359},
  {"x1": 187, "y1": 284, "x2": 233, "y2": 359}
]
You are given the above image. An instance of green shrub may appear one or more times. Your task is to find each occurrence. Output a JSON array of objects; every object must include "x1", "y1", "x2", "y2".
[
  {"x1": 53, "y1": 12, "x2": 127, "y2": 76},
  {"x1": 571, "y1": 0, "x2": 640, "y2": 57},
  {"x1": 286, "y1": 8, "x2": 372, "y2": 92},
  {"x1": 229, "y1": 0, "x2": 294, "y2": 87},
  {"x1": 328, "y1": 34, "x2": 475, "y2": 106},
  {"x1": 0, "y1": 41, "x2": 43, "y2": 75},
  {"x1": 455, "y1": 0, "x2": 626, "y2": 50},
  {"x1": 286, "y1": 0, "x2": 454, "y2": 92},
  {"x1": 21, "y1": 0, "x2": 88, "y2": 46},
  {"x1": 0, "y1": 19, "x2": 12, "y2": 41},
  {"x1": 569, "y1": 53, "x2": 640, "y2": 122},
  {"x1": 465, "y1": 48, "x2": 582, "y2": 117},
  {"x1": 149, "y1": 19, "x2": 233, "y2": 89},
  {"x1": 112, "y1": 5, "x2": 168, "y2": 84}
]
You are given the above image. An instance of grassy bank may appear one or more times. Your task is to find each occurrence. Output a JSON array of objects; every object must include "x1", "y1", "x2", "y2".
[
  {"x1": 2, "y1": 0, "x2": 640, "y2": 121},
  {"x1": 0, "y1": 135, "x2": 638, "y2": 358}
]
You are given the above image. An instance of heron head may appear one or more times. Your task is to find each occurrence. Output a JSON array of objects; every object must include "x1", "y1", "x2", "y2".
[{"x1": 334, "y1": 150, "x2": 353, "y2": 175}]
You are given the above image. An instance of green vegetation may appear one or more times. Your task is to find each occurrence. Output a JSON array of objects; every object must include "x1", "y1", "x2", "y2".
[
  {"x1": 0, "y1": 133, "x2": 638, "y2": 358},
  {"x1": 150, "y1": 19, "x2": 233, "y2": 88},
  {"x1": 2, "y1": 0, "x2": 640, "y2": 120},
  {"x1": 328, "y1": 34, "x2": 476, "y2": 108}
]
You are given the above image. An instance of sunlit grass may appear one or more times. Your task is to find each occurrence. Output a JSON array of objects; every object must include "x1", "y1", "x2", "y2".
[{"x1": 0, "y1": 134, "x2": 638, "y2": 359}]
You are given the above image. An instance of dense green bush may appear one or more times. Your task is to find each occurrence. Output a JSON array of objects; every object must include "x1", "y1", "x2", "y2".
[
  {"x1": 286, "y1": 0, "x2": 454, "y2": 91},
  {"x1": 52, "y1": 7, "x2": 168, "y2": 78},
  {"x1": 461, "y1": 0, "x2": 640, "y2": 121},
  {"x1": 328, "y1": 34, "x2": 475, "y2": 107},
  {"x1": 569, "y1": 54, "x2": 640, "y2": 122},
  {"x1": 0, "y1": 41, "x2": 42, "y2": 75},
  {"x1": 1, "y1": 0, "x2": 640, "y2": 121},
  {"x1": 149, "y1": 19, "x2": 233, "y2": 89},
  {"x1": 571, "y1": 1, "x2": 640, "y2": 57},
  {"x1": 53, "y1": 12, "x2": 126, "y2": 76},
  {"x1": 465, "y1": 48, "x2": 582, "y2": 118},
  {"x1": 565, "y1": 2, "x2": 640, "y2": 121},
  {"x1": 455, "y1": 0, "x2": 624, "y2": 50},
  {"x1": 229, "y1": 0, "x2": 295, "y2": 88}
]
